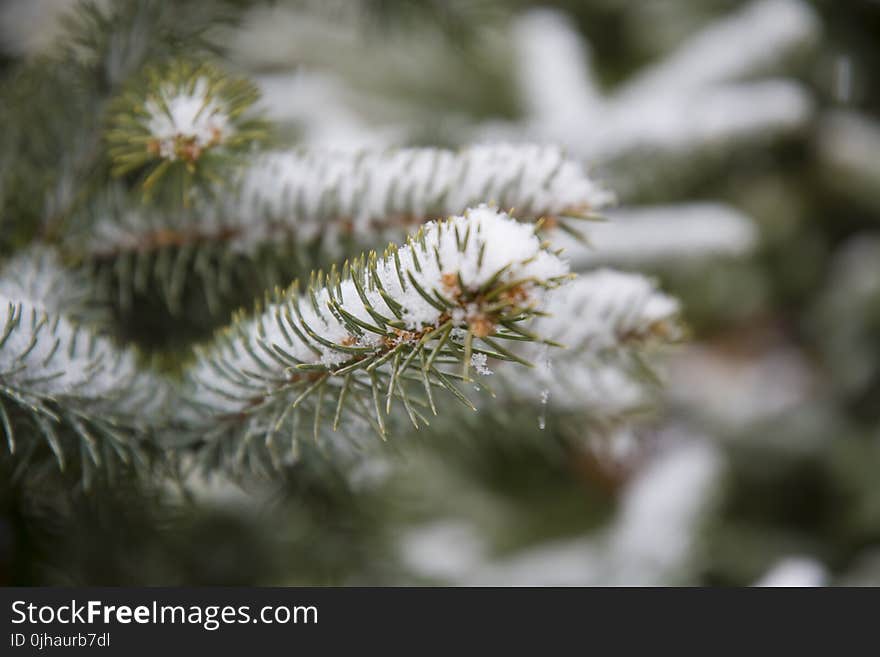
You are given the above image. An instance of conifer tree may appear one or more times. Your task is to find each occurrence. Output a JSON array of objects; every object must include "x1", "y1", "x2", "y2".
[{"x1": 2, "y1": 0, "x2": 878, "y2": 587}]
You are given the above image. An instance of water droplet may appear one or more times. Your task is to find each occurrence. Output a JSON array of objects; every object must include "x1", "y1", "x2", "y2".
[{"x1": 538, "y1": 388, "x2": 550, "y2": 430}]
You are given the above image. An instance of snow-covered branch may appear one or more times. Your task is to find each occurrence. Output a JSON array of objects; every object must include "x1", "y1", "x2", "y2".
[
  {"x1": 618, "y1": 0, "x2": 819, "y2": 99},
  {"x1": 494, "y1": 0, "x2": 818, "y2": 198},
  {"x1": 498, "y1": 269, "x2": 682, "y2": 416},
  {"x1": 106, "y1": 59, "x2": 267, "y2": 200},
  {"x1": 0, "y1": 289, "x2": 167, "y2": 482},
  {"x1": 557, "y1": 203, "x2": 758, "y2": 269},
  {"x1": 187, "y1": 206, "x2": 573, "y2": 471},
  {"x1": 231, "y1": 144, "x2": 612, "y2": 245},
  {"x1": 89, "y1": 143, "x2": 611, "y2": 256},
  {"x1": 78, "y1": 144, "x2": 610, "y2": 315}
]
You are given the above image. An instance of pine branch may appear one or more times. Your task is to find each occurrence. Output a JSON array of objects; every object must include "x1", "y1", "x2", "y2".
[
  {"x1": 185, "y1": 205, "x2": 572, "y2": 474},
  {"x1": 106, "y1": 58, "x2": 268, "y2": 204},
  {"x1": 1, "y1": 0, "x2": 250, "y2": 245},
  {"x1": 557, "y1": 203, "x2": 758, "y2": 269},
  {"x1": 532, "y1": 269, "x2": 682, "y2": 352},
  {"x1": 499, "y1": 269, "x2": 683, "y2": 417},
  {"x1": 0, "y1": 283, "x2": 168, "y2": 487},
  {"x1": 618, "y1": 0, "x2": 819, "y2": 100},
  {"x1": 493, "y1": 0, "x2": 818, "y2": 199},
  {"x1": 75, "y1": 143, "x2": 610, "y2": 318},
  {"x1": 0, "y1": 246, "x2": 106, "y2": 326},
  {"x1": 90, "y1": 143, "x2": 611, "y2": 253},
  {"x1": 400, "y1": 270, "x2": 682, "y2": 495},
  {"x1": 230, "y1": 143, "x2": 612, "y2": 240}
]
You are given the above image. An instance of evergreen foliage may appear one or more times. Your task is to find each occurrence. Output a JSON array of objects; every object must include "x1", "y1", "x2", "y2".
[{"x1": 2, "y1": 0, "x2": 878, "y2": 587}]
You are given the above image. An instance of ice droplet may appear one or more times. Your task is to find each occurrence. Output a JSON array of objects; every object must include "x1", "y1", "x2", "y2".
[{"x1": 538, "y1": 388, "x2": 550, "y2": 430}]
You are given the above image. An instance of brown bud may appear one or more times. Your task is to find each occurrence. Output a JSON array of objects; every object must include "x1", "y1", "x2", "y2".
[
  {"x1": 441, "y1": 272, "x2": 461, "y2": 297},
  {"x1": 469, "y1": 315, "x2": 495, "y2": 338}
]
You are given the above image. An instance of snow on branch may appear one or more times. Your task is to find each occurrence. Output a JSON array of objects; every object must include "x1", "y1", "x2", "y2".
[
  {"x1": 495, "y1": 0, "x2": 818, "y2": 197},
  {"x1": 619, "y1": 0, "x2": 819, "y2": 99},
  {"x1": 558, "y1": 203, "x2": 758, "y2": 269},
  {"x1": 106, "y1": 59, "x2": 267, "y2": 201},
  {"x1": 0, "y1": 246, "x2": 90, "y2": 318},
  {"x1": 79, "y1": 144, "x2": 610, "y2": 315},
  {"x1": 0, "y1": 293, "x2": 167, "y2": 482},
  {"x1": 231, "y1": 144, "x2": 612, "y2": 244},
  {"x1": 590, "y1": 79, "x2": 811, "y2": 164},
  {"x1": 0, "y1": 248, "x2": 167, "y2": 481},
  {"x1": 186, "y1": 206, "x2": 573, "y2": 471},
  {"x1": 500, "y1": 269, "x2": 682, "y2": 415},
  {"x1": 511, "y1": 10, "x2": 603, "y2": 133},
  {"x1": 533, "y1": 269, "x2": 681, "y2": 352},
  {"x1": 90, "y1": 143, "x2": 611, "y2": 257}
]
